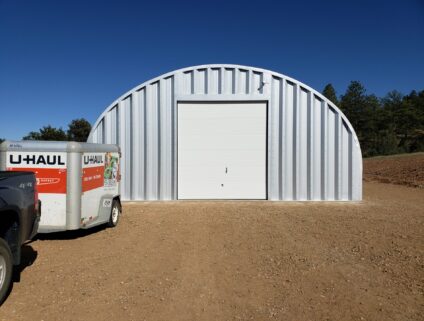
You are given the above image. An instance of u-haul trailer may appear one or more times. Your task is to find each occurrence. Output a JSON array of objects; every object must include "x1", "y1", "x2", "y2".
[{"x1": 0, "y1": 141, "x2": 121, "y2": 233}]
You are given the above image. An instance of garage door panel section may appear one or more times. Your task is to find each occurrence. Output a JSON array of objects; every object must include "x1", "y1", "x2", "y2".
[{"x1": 178, "y1": 102, "x2": 267, "y2": 199}]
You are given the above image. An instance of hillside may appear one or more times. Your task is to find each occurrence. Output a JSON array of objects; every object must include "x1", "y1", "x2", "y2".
[{"x1": 363, "y1": 153, "x2": 424, "y2": 188}]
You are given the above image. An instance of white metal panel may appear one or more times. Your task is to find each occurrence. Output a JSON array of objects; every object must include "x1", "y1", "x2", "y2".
[
  {"x1": 159, "y1": 77, "x2": 173, "y2": 200},
  {"x1": 194, "y1": 69, "x2": 207, "y2": 94},
  {"x1": 178, "y1": 102, "x2": 266, "y2": 199},
  {"x1": 118, "y1": 98, "x2": 130, "y2": 198},
  {"x1": 253, "y1": 71, "x2": 264, "y2": 94},
  {"x1": 311, "y1": 96, "x2": 323, "y2": 200},
  {"x1": 352, "y1": 136, "x2": 362, "y2": 200},
  {"x1": 297, "y1": 88, "x2": 308, "y2": 200},
  {"x1": 104, "y1": 112, "x2": 112, "y2": 144},
  {"x1": 327, "y1": 107, "x2": 336, "y2": 200},
  {"x1": 146, "y1": 82, "x2": 159, "y2": 199},
  {"x1": 208, "y1": 68, "x2": 220, "y2": 95},
  {"x1": 237, "y1": 69, "x2": 248, "y2": 94},
  {"x1": 283, "y1": 81, "x2": 295, "y2": 200},
  {"x1": 88, "y1": 64, "x2": 362, "y2": 201},
  {"x1": 223, "y1": 68, "x2": 234, "y2": 94},
  {"x1": 132, "y1": 90, "x2": 141, "y2": 199},
  {"x1": 341, "y1": 123, "x2": 350, "y2": 200},
  {"x1": 269, "y1": 76, "x2": 282, "y2": 200},
  {"x1": 111, "y1": 105, "x2": 119, "y2": 144},
  {"x1": 139, "y1": 88, "x2": 147, "y2": 199}
]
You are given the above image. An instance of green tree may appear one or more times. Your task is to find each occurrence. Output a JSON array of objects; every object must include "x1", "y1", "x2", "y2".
[
  {"x1": 322, "y1": 83, "x2": 339, "y2": 106},
  {"x1": 380, "y1": 91, "x2": 404, "y2": 152},
  {"x1": 340, "y1": 81, "x2": 367, "y2": 128},
  {"x1": 373, "y1": 98, "x2": 399, "y2": 155},
  {"x1": 397, "y1": 90, "x2": 424, "y2": 152},
  {"x1": 23, "y1": 125, "x2": 67, "y2": 141},
  {"x1": 408, "y1": 90, "x2": 424, "y2": 152},
  {"x1": 341, "y1": 85, "x2": 424, "y2": 156},
  {"x1": 340, "y1": 81, "x2": 382, "y2": 156},
  {"x1": 67, "y1": 118, "x2": 92, "y2": 142}
]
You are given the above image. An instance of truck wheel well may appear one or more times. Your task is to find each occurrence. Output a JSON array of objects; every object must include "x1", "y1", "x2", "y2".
[
  {"x1": 0, "y1": 211, "x2": 19, "y2": 238},
  {"x1": 0, "y1": 211, "x2": 20, "y2": 265}
]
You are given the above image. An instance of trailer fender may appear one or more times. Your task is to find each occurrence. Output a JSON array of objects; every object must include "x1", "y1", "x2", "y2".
[{"x1": 94, "y1": 195, "x2": 121, "y2": 224}]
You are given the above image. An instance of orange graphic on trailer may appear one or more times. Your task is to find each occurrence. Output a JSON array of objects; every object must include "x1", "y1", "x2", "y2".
[
  {"x1": 37, "y1": 178, "x2": 60, "y2": 185},
  {"x1": 82, "y1": 153, "x2": 105, "y2": 192},
  {"x1": 7, "y1": 167, "x2": 67, "y2": 194},
  {"x1": 82, "y1": 166, "x2": 104, "y2": 192}
]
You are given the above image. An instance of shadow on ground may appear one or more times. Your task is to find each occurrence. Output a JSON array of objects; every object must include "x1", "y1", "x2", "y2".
[
  {"x1": 13, "y1": 244, "x2": 38, "y2": 282},
  {"x1": 34, "y1": 224, "x2": 108, "y2": 241},
  {"x1": 5, "y1": 243, "x2": 39, "y2": 305}
]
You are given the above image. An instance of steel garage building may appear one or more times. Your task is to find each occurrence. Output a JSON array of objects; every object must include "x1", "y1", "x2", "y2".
[{"x1": 88, "y1": 64, "x2": 362, "y2": 201}]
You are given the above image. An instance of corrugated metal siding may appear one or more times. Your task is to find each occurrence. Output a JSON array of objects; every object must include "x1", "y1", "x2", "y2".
[{"x1": 88, "y1": 64, "x2": 362, "y2": 201}]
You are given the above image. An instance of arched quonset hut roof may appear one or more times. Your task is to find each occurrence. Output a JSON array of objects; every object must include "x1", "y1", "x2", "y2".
[{"x1": 88, "y1": 64, "x2": 362, "y2": 201}]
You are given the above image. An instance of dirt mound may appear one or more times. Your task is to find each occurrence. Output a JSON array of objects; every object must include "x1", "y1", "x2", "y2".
[{"x1": 363, "y1": 153, "x2": 424, "y2": 188}]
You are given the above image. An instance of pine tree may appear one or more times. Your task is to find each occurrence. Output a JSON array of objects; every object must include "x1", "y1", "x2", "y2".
[
  {"x1": 322, "y1": 83, "x2": 339, "y2": 106},
  {"x1": 340, "y1": 81, "x2": 379, "y2": 156}
]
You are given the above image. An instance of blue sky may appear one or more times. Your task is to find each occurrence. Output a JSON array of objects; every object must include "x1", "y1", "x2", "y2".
[{"x1": 0, "y1": 0, "x2": 423, "y2": 140}]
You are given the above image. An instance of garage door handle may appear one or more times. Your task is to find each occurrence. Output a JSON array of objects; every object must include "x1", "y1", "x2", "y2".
[{"x1": 225, "y1": 167, "x2": 228, "y2": 174}]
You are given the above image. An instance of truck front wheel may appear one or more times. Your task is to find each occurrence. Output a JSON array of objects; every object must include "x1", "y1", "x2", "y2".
[{"x1": 0, "y1": 238, "x2": 12, "y2": 305}]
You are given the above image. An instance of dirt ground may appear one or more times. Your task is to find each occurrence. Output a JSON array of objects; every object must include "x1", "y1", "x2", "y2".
[
  {"x1": 0, "y1": 181, "x2": 422, "y2": 321},
  {"x1": 363, "y1": 153, "x2": 424, "y2": 188}
]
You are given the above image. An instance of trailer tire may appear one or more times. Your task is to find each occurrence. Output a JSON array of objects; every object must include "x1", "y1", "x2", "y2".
[
  {"x1": 0, "y1": 238, "x2": 13, "y2": 305},
  {"x1": 108, "y1": 200, "x2": 121, "y2": 227}
]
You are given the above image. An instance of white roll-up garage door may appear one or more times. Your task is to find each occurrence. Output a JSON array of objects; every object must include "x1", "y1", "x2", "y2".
[{"x1": 177, "y1": 102, "x2": 267, "y2": 199}]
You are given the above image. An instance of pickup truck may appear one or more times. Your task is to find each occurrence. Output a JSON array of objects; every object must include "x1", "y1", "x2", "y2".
[{"x1": 0, "y1": 171, "x2": 40, "y2": 305}]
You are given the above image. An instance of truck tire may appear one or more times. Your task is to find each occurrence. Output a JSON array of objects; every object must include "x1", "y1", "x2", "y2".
[
  {"x1": 0, "y1": 238, "x2": 12, "y2": 305},
  {"x1": 107, "y1": 200, "x2": 121, "y2": 227}
]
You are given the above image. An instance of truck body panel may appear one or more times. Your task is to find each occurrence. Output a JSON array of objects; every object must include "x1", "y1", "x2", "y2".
[{"x1": 0, "y1": 171, "x2": 40, "y2": 263}]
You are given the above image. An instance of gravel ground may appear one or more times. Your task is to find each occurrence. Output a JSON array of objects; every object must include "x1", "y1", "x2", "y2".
[{"x1": 0, "y1": 182, "x2": 423, "y2": 321}]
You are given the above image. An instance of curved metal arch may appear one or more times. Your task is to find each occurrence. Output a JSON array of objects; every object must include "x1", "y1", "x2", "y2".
[
  {"x1": 88, "y1": 64, "x2": 360, "y2": 144},
  {"x1": 88, "y1": 64, "x2": 362, "y2": 201}
]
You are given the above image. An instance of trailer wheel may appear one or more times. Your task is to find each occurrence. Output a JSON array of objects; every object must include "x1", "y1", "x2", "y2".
[
  {"x1": 0, "y1": 238, "x2": 12, "y2": 305},
  {"x1": 108, "y1": 200, "x2": 121, "y2": 227}
]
